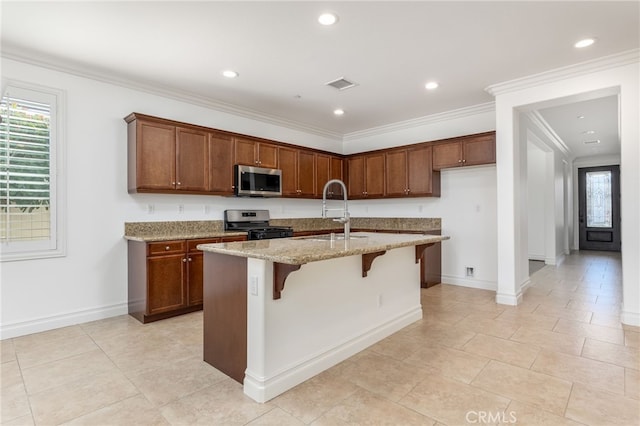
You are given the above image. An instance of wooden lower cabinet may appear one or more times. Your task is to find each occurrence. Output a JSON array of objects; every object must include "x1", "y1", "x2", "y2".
[{"x1": 128, "y1": 235, "x2": 246, "y2": 323}]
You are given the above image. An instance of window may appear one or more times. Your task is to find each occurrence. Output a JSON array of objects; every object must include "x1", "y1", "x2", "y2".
[
  {"x1": 0, "y1": 83, "x2": 65, "y2": 261},
  {"x1": 586, "y1": 170, "x2": 613, "y2": 228}
]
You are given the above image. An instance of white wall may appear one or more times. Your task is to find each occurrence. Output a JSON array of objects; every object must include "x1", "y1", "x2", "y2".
[
  {"x1": 527, "y1": 144, "x2": 546, "y2": 261},
  {"x1": 0, "y1": 58, "x2": 498, "y2": 338}
]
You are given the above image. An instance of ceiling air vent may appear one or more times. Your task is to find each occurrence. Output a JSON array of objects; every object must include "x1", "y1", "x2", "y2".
[
  {"x1": 583, "y1": 139, "x2": 601, "y2": 145},
  {"x1": 325, "y1": 77, "x2": 358, "y2": 91}
]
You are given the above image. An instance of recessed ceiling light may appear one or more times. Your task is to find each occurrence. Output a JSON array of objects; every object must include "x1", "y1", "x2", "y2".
[
  {"x1": 333, "y1": 109, "x2": 345, "y2": 116},
  {"x1": 583, "y1": 130, "x2": 596, "y2": 135},
  {"x1": 318, "y1": 12, "x2": 338, "y2": 26},
  {"x1": 425, "y1": 81, "x2": 439, "y2": 90},
  {"x1": 222, "y1": 70, "x2": 238, "y2": 78},
  {"x1": 574, "y1": 38, "x2": 595, "y2": 48},
  {"x1": 577, "y1": 115, "x2": 585, "y2": 119}
]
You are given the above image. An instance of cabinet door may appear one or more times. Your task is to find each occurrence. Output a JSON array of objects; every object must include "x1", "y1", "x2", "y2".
[
  {"x1": 297, "y1": 150, "x2": 315, "y2": 197},
  {"x1": 347, "y1": 156, "x2": 365, "y2": 199},
  {"x1": 136, "y1": 121, "x2": 176, "y2": 190},
  {"x1": 147, "y1": 254, "x2": 186, "y2": 315},
  {"x1": 365, "y1": 153, "x2": 385, "y2": 197},
  {"x1": 463, "y1": 135, "x2": 496, "y2": 166},
  {"x1": 176, "y1": 127, "x2": 209, "y2": 191},
  {"x1": 209, "y1": 132, "x2": 234, "y2": 194},
  {"x1": 329, "y1": 156, "x2": 345, "y2": 199},
  {"x1": 315, "y1": 154, "x2": 330, "y2": 197},
  {"x1": 407, "y1": 145, "x2": 433, "y2": 196},
  {"x1": 257, "y1": 143, "x2": 278, "y2": 168},
  {"x1": 385, "y1": 150, "x2": 408, "y2": 197},
  {"x1": 234, "y1": 138, "x2": 257, "y2": 166},
  {"x1": 432, "y1": 142, "x2": 462, "y2": 170},
  {"x1": 278, "y1": 147, "x2": 298, "y2": 196},
  {"x1": 187, "y1": 252, "x2": 204, "y2": 306}
]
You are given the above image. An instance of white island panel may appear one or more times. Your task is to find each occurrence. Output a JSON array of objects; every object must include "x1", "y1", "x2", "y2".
[{"x1": 244, "y1": 245, "x2": 421, "y2": 402}]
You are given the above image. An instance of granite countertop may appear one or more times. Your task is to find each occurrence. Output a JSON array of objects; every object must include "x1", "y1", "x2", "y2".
[
  {"x1": 197, "y1": 232, "x2": 449, "y2": 265},
  {"x1": 123, "y1": 221, "x2": 245, "y2": 242}
]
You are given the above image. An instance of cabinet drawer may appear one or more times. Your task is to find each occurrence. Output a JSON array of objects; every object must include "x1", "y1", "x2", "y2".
[
  {"x1": 187, "y1": 238, "x2": 220, "y2": 252},
  {"x1": 148, "y1": 240, "x2": 186, "y2": 255}
]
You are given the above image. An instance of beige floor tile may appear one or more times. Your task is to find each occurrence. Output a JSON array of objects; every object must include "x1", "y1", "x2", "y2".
[
  {"x1": 402, "y1": 321, "x2": 476, "y2": 349},
  {"x1": 626, "y1": 368, "x2": 640, "y2": 400},
  {"x1": 1, "y1": 360, "x2": 23, "y2": 390},
  {"x1": 12, "y1": 325, "x2": 86, "y2": 351},
  {"x1": 403, "y1": 343, "x2": 489, "y2": 384},
  {"x1": 453, "y1": 315, "x2": 521, "y2": 339},
  {"x1": 81, "y1": 314, "x2": 148, "y2": 341},
  {"x1": 367, "y1": 331, "x2": 424, "y2": 361},
  {"x1": 532, "y1": 305, "x2": 593, "y2": 323},
  {"x1": 462, "y1": 334, "x2": 540, "y2": 368},
  {"x1": 399, "y1": 372, "x2": 510, "y2": 425},
  {"x1": 106, "y1": 341, "x2": 198, "y2": 375},
  {"x1": 494, "y1": 311, "x2": 559, "y2": 331},
  {"x1": 127, "y1": 356, "x2": 228, "y2": 407},
  {"x1": 1, "y1": 413, "x2": 35, "y2": 426},
  {"x1": 565, "y1": 383, "x2": 640, "y2": 425},
  {"x1": 61, "y1": 394, "x2": 168, "y2": 425},
  {"x1": 272, "y1": 367, "x2": 361, "y2": 424},
  {"x1": 567, "y1": 300, "x2": 620, "y2": 315},
  {"x1": 591, "y1": 312, "x2": 623, "y2": 329},
  {"x1": 28, "y1": 370, "x2": 138, "y2": 425},
  {"x1": 14, "y1": 334, "x2": 98, "y2": 369},
  {"x1": 160, "y1": 378, "x2": 273, "y2": 425},
  {"x1": 505, "y1": 400, "x2": 582, "y2": 425},
  {"x1": 21, "y1": 349, "x2": 118, "y2": 395},
  {"x1": 471, "y1": 360, "x2": 572, "y2": 416},
  {"x1": 247, "y1": 407, "x2": 305, "y2": 425},
  {"x1": 0, "y1": 339, "x2": 16, "y2": 364},
  {"x1": 625, "y1": 329, "x2": 640, "y2": 348},
  {"x1": 510, "y1": 326, "x2": 585, "y2": 356},
  {"x1": 335, "y1": 351, "x2": 435, "y2": 402},
  {"x1": 582, "y1": 338, "x2": 640, "y2": 370},
  {"x1": 312, "y1": 388, "x2": 435, "y2": 426},
  {"x1": 554, "y1": 318, "x2": 625, "y2": 344},
  {"x1": 0, "y1": 383, "x2": 31, "y2": 423},
  {"x1": 531, "y1": 349, "x2": 625, "y2": 395}
]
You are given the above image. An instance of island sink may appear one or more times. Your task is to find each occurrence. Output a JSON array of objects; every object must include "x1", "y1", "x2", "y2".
[{"x1": 299, "y1": 233, "x2": 368, "y2": 241}]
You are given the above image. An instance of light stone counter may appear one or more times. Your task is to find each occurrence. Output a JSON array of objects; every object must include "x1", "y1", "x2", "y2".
[
  {"x1": 124, "y1": 220, "x2": 245, "y2": 241},
  {"x1": 197, "y1": 232, "x2": 449, "y2": 265}
]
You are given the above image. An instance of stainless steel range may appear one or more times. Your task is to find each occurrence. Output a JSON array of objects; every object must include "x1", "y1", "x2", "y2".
[{"x1": 224, "y1": 209, "x2": 293, "y2": 240}]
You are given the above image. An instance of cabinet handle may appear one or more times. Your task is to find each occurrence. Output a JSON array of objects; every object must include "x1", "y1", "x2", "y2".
[
  {"x1": 182, "y1": 258, "x2": 187, "y2": 263},
  {"x1": 458, "y1": 159, "x2": 462, "y2": 163},
  {"x1": 177, "y1": 182, "x2": 181, "y2": 185},
  {"x1": 188, "y1": 257, "x2": 192, "y2": 262},
  {"x1": 462, "y1": 159, "x2": 466, "y2": 163},
  {"x1": 165, "y1": 246, "x2": 170, "y2": 251},
  {"x1": 172, "y1": 181, "x2": 176, "y2": 185}
]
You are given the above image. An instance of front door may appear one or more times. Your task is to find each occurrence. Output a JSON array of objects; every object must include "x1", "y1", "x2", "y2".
[{"x1": 578, "y1": 165, "x2": 621, "y2": 251}]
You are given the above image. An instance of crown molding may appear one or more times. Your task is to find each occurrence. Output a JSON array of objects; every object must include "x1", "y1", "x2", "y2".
[
  {"x1": 1, "y1": 47, "x2": 343, "y2": 141},
  {"x1": 485, "y1": 49, "x2": 640, "y2": 97},
  {"x1": 343, "y1": 102, "x2": 495, "y2": 142},
  {"x1": 525, "y1": 111, "x2": 572, "y2": 159}
]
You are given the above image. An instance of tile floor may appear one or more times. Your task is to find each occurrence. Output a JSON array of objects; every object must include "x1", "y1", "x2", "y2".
[{"x1": 1, "y1": 251, "x2": 639, "y2": 425}]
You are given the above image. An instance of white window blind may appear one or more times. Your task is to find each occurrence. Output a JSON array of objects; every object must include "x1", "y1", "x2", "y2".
[{"x1": 0, "y1": 84, "x2": 64, "y2": 260}]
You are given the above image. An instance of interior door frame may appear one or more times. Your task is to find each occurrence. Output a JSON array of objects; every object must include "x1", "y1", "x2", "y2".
[{"x1": 578, "y1": 165, "x2": 621, "y2": 251}]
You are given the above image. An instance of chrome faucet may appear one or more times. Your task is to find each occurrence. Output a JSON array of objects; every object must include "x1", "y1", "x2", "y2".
[{"x1": 322, "y1": 179, "x2": 350, "y2": 240}]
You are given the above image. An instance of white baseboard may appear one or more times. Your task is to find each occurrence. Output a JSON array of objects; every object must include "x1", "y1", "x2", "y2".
[
  {"x1": 243, "y1": 307, "x2": 423, "y2": 403},
  {"x1": 496, "y1": 291, "x2": 523, "y2": 306},
  {"x1": 0, "y1": 302, "x2": 128, "y2": 339},
  {"x1": 621, "y1": 309, "x2": 640, "y2": 327},
  {"x1": 440, "y1": 274, "x2": 496, "y2": 291},
  {"x1": 528, "y1": 254, "x2": 545, "y2": 261}
]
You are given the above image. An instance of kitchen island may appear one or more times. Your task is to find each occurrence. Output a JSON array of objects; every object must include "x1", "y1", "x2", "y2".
[{"x1": 198, "y1": 231, "x2": 449, "y2": 402}]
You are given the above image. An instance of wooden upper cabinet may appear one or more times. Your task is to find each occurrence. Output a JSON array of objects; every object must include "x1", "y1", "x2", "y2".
[
  {"x1": 127, "y1": 115, "x2": 208, "y2": 193},
  {"x1": 385, "y1": 150, "x2": 408, "y2": 197},
  {"x1": 348, "y1": 154, "x2": 384, "y2": 198},
  {"x1": 209, "y1": 132, "x2": 234, "y2": 194},
  {"x1": 316, "y1": 154, "x2": 330, "y2": 197},
  {"x1": 432, "y1": 132, "x2": 496, "y2": 170},
  {"x1": 407, "y1": 145, "x2": 438, "y2": 196},
  {"x1": 176, "y1": 127, "x2": 208, "y2": 191},
  {"x1": 279, "y1": 147, "x2": 316, "y2": 197},
  {"x1": 129, "y1": 119, "x2": 176, "y2": 191},
  {"x1": 234, "y1": 137, "x2": 278, "y2": 168}
]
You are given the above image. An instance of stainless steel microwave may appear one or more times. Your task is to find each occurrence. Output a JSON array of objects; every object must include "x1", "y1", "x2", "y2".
[{"x1": 234, "y1": 165, "x2": 282, "y2": 197}]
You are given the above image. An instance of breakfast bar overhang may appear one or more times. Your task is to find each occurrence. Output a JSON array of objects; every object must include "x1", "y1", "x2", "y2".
[{"x1": 198, "y1": 232, "x2": 449, "y2": 402}]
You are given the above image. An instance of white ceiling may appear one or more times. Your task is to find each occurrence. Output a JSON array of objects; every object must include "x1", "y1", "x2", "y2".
[{"x1": 2, "y1": 1, "x2": 638, "y2": 156}]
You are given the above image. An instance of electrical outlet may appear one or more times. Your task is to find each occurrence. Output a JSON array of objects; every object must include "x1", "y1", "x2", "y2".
[
  {"x1": 249, "y1": 276, "x2": 258, "y2": 296},
  {"x1": 147, "y1": 204, "x2": 154, "y2": 214},
  {"x1": 377, "y1": 294, "x2": 383, "y2": 307},
  {"x1": 178, "y1": 204, "x2": 184, "y2": 214},
  {"x1": 466, "y1": 267, "x2": 475, "y2": 277}
]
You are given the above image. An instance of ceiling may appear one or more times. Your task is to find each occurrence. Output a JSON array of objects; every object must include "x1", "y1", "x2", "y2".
[{"x1": 1, "y1": 1, "x2": 638, "y2": 156}]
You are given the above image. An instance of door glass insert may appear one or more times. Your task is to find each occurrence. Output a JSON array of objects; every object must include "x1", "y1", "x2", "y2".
[{"x1": 586, "y1": 170, "x2": 612, "y2": 228}]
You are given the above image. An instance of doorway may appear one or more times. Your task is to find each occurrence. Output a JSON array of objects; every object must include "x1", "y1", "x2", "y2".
[{"x1": 578, "y1": 165, "x2": 621, "y2": 251}]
